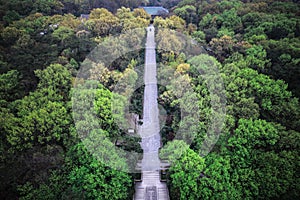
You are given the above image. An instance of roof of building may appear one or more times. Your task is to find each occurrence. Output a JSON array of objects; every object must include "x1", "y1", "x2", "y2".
[
  {"x1": 141, "y1": 6, "x2": 169, "y2": 16},
  {"x1": 80, "y1": 14, "x2": 90, "y2": 20}
]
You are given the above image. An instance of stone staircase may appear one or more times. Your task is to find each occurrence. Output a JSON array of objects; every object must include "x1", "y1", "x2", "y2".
[
  {"x1": 134, "y1": 171, "x2": 169, "y2": 200},
  {"x1": 134, "y1": 183, "x2": 145, "y2": 200},
  {"x1": 142, "y1": 171, "x2": 160, "y2": 186},
  {"x1": 158, "y1": 187, "x2": 169, "y2": 200},
  {"x1": 133, "y1": 24, "x2": 170, "y2": 200}
]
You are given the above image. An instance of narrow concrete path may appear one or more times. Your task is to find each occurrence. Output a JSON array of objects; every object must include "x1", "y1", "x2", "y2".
[{"x1": 134, "y1": 25, "x2": 170, "y2": 200}]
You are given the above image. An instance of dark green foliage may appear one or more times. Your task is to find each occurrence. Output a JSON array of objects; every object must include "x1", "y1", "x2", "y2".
[
  {"x1": 0, "y1": 70, "x2": 20, "y2": 102},
  {"x1": 0, "y1": 0, "x2": 300, "y2": 199},
  {"x1": 64, "y1": 142, "x2": 132, "y2": 200},
  {"x1": 17, "y1": 143, "x2": 132, "y2": 200},
  {"x1": 154, "y1": 1, "x2": 300, "y2": 199}
]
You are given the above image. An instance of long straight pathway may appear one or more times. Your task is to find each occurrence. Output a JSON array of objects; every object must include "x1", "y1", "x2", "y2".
[{"x1": 134, "y1": 25, "x2": 169, "y2": 200}]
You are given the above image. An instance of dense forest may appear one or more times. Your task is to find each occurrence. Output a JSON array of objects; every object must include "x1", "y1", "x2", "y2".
[{"x1": 0, "y1": 0, "x2": 299, "y2": 199}]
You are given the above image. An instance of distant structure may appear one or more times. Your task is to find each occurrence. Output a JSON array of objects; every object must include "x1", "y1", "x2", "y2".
[
  {"x1": 80, "y1": 14, "x2": 90, "y2": 20},
  {"x1": 141, "y1": 6, "x2": 169, "y2": 18}
]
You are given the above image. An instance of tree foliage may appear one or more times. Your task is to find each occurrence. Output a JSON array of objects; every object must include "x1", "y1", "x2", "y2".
[{"x1": 0, "y1": 0, "x2": 300, "y2": 199}]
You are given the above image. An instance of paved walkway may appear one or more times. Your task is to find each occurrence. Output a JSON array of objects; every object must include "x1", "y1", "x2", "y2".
[{"x1": 134, "y1": 25, "x2": 170, "y2": 200}]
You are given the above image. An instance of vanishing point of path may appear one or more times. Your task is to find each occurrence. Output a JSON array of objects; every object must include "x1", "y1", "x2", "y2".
[{"x1": 133, "y1": 25, "x2": 170, "y2": 200}]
